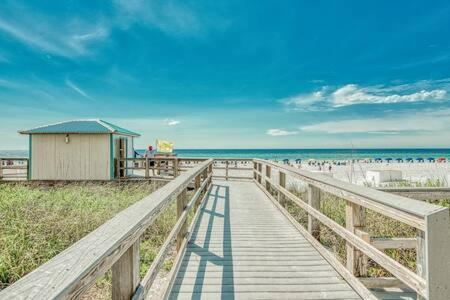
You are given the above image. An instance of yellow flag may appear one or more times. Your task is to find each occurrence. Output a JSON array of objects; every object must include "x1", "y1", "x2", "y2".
[{"x1": 156, "y1": 139, "x2": 174, "y2": 153}]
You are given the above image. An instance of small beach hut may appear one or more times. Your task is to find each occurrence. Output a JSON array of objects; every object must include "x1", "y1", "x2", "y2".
[{"x1": 20, "y1": 119, "x2": 140, "y2": 180}]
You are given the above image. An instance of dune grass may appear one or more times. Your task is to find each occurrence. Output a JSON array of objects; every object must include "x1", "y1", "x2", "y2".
[{"x1": 0, "y1": 181, "x2": 173, "y2": 292}]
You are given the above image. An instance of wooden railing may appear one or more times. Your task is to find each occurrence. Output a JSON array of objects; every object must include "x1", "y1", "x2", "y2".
[
  {"x1": 253, "y1": 159, "x2": 450, "y2": 300},
  {"x1": 0, "y1": 159, "x2": 214, "y2": 300},
  {"x1": 0, "y1": 157, "x2": 28, "y2": 181},
  {"x1": 212, "y1": 158, "x2": 254, "y2": 180},
  {"x1": 118, "y1": 157, "x2": 254, "y2": 181}
]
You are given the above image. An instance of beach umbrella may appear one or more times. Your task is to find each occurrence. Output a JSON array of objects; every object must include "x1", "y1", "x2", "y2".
[
  {"x1": 415, "y1": 157, "x2": 424, "y2": 162},
  {"x1": 406, "y1": 157, "x2": 414, "y2": 162},
  {"x1": 437, "y1": 157, "x2": 447, "y2": 163},
  {"x1": 374, "y1": 157, "x2": 382, "y2": 161},
  {"x1": 395, "y1": 158, "x2": 403, "y2": 162},
  {"x1": 282, "y1": 158, "x2": 290, "y2": 164},
  {"x1": 427, "y1": 157, "x2": 435, "y2": 162},
  {"x1": 295, "y1": 158, "x2": 302, "y2": 163},
  {"x1": 385, "y1": 158, "x2": 393, "y2": 162}
]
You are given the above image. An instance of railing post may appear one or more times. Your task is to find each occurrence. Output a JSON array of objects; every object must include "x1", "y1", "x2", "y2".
[
  {"x1": 0, "y1": 158, "x2": 3, "y2": 180},
  {"x1": 173, "y1": 158, "x2": 179, "y2": 178},
  {"x1": 156, "y1": 160, "x2": 161, "y2": 175},
  {"x1": 346, "y1": 202, "x2": 368, "y2": 276},
  {"x1": 278, "y1": 171, "x2": 286, "y2": 207},
  {"x1": 417, "y1": 229, "x2": 426, "y2": 300},
  {"x1": 195, "y1": 173, "x2": 201, "y2": 190},
  {"x1": 418, "y1": 209, "x2": 450, "y2": 299},
  {"x1": 145, "y1": 158, "x2": 149, "y2": 178},
  {"x1": 253, "y1": 161, "x2": 257, "y2": 180},
  {"x1": 177, "y1": 188, "x2": 187, "y2": 251},
  {"x1": 225, "y1": 160, "x2": 229, "y2": 181},
  {"x1": 112, "y1": 241, "x2": 140, "y2": 300},
  {"x1": 257, "y1": 163, "x2": 262, "y2": 183},
  {"x1": 307, "y1": 184, "x2": 321, "y2": 240},
  {"x1": 265, "y1": 165, "x2": 271, "y2": 191}
]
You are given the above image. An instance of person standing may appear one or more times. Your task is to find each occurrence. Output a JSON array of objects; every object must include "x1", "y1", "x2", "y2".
[{"x1": 144, "y1": 146, "x2": 156, "y2": 175}]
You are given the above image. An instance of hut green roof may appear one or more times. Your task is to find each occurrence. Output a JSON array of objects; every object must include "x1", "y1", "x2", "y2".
[{"x1": 19, "y1": 119, "x2": 140, "y2": 137}]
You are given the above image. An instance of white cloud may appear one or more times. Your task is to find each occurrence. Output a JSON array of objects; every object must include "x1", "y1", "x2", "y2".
[
  {"x1": 281, "y1": 89, "x2": 327, "y2": 111},
  {"x1": 65, "y1": 79, "x2": 93, "y2": 100},
  {"x1": 332, "y1": 84, "x2": 446, "y2": 107},
  {"x1": 283, "y1": 81, "x2": 448, "y2": 111},
  {"x1": 165, "y1": 119, "x2": 180, "y2": 126},
  {"x1": 266, "y1": 129, "x2": 298, "y2": 136},
  {"x1": 300, "y1": 110, "x2": 450, "y2": 134}
]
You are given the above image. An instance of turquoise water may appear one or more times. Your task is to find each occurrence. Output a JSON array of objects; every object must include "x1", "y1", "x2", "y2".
[
  {"x1": 2, "y1": 149, "x2": 450, "y2": 161},
  {"x1": 138, "y1": 148, "x2": 450, "y2": 161}
]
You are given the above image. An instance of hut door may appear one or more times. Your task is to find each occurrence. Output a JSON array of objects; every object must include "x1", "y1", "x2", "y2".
[{"x1": 114, "y1": 138, "x2": 127, "y2": 178}]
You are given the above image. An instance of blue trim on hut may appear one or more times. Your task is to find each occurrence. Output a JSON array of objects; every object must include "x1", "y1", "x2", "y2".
[
  {"x1": 110, "y1": 134, "x2": 114, "y2": 180},
  {"x1": 28, "y1": 135, "x2": 32, "y2": 180}
]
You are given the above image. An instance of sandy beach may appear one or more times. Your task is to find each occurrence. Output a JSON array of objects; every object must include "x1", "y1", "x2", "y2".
[{"x1": 209, "y1": 160, "x2": 450, "y2": 187}]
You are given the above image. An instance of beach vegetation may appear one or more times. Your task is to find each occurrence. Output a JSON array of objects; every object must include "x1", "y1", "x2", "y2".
[{"x1": 0, "y1": 181, "x2": 179, "y2": 298}]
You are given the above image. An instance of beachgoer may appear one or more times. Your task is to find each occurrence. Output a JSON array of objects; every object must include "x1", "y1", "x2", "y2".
[{"x1": 145, "y1": 146, "x2": 156, "y2": 175}]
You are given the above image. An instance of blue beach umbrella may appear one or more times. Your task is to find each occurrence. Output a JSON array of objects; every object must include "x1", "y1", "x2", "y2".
[
  {"x1": 385, "y1": 157, "x2": 393, "y2": 162},
  {"x1": 427, "y1": 157, "x2": 435, "y2": 162},
  {"x1": 282, "y1": 159, "x2": 289, "y2": 164},
  {"x1": 395, "y1": 158, "x2": 403, "y2": 162},
  {"x1": 416, "y1": 157, "x2": 424, "y2": 162},
  {"x1": 406, "y1": 157, "x2": 414, "y2": 162}
]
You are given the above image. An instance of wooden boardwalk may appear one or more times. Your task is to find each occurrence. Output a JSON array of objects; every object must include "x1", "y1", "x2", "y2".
[{"x1": 168, "y1": 180, "x2": 362, "y2": 299}]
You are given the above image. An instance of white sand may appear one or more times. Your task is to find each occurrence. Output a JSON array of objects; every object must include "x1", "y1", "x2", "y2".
[{"x1": 209, "y1": 160, "x2": 450, "y2": 187}]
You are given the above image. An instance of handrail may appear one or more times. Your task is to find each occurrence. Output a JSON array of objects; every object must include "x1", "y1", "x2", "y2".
[
  {"x1": 253, "y1": 159, "x2": 450, "y2": 300},
  {"x1": 0, "y1": 159, "x2": 214, "y2": 299},
  {"x1": 254, "y1": 159, "x2": 440, "y2": 229}
]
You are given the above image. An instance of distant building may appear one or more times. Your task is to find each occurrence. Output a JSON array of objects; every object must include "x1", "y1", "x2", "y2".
[{"x1": 20, "y1": 119, "x2": 140, "y2": 180}]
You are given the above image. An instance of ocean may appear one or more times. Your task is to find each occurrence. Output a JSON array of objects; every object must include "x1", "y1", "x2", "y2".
[{"x1": 3, "y1": 149, "x2": 449, "y2": 161}]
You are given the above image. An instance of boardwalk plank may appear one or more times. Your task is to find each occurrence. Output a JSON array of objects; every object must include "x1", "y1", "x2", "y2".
[{"x1": 168, "y1": 180, "x2": 361, "y2": 299}]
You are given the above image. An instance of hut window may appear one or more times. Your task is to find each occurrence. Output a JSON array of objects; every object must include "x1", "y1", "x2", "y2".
[{"x1": 65, "y1": 134, "x2": 70, "y2": 143}]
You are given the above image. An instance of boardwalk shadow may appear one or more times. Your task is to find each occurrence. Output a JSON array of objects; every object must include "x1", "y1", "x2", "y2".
[{"x1": 174, "y1": 184, "x2": 234, "y2": 299}]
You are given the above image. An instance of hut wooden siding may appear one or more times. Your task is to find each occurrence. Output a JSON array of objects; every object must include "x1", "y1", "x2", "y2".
[{"x1": 31, "y1": 133, "x2": 110, "y2": 180}]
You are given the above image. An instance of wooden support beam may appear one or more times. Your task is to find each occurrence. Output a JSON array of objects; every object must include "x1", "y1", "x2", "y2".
[
  {"x1": 145, "y1": 158, "x2": 149, "y2": 178},
  {"x1": 360, "y1": 277, "x2": 408, "y2": 289},
  {"x1": 346, "y1": 201, "x2": 368, "y2": 277},
  {"x1": 257, "y1": 163, "x2": 262, "y2": 183},
  {"x1": 417, "y1": 229, "x2": 426, "y2": 300},
  {"x1": 278, "y1": 171, "x2": 286, "y2": 207},
  {"x1": 225, "y1": 160, "x2": 229, "y2": 181},
  {"x1": 176, "y1": 188, "x2": 187, "y2": 251},
  {"x1": 371, "y1": 237, "x2": 417, "y2": 250},
  {"x1": 173, "y1": 159, "x2": 179, "y2": 178},
  {"x1": 265, "y1": 165, "x2": 271, "y2": 191},
  {"x1": 112, "y1": 241, "x2": 140, "y2": 300},
  {"x1": 307, "y1": 184, "x2": 321, "y2": 240},
  {"x1": 420, "y1": 209, "x2": 450, "y2": 300}
]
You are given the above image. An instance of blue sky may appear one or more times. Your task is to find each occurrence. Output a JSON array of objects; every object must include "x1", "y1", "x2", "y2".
[{"x1": 1, "y1": 0, "x2": 450, "y2": 149}]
